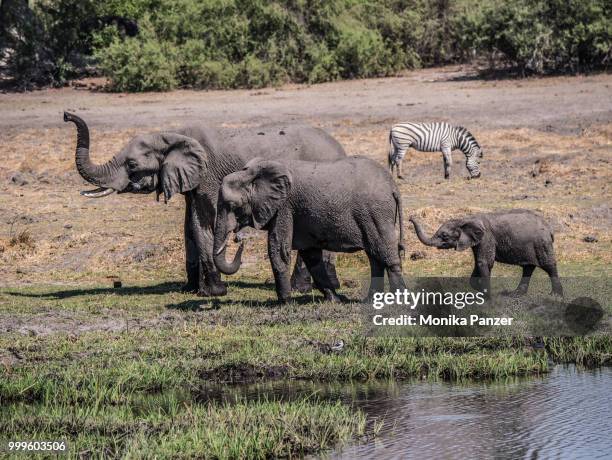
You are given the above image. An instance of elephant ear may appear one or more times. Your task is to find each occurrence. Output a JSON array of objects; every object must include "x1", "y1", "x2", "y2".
[
  {"x1": 160, "y1": 134, "x2": 207, "y2": 202},
  {"x1": 456, "y1": 219, "x2": 485, "y2": 251},
  {"x1": 247, "y1": 159, "x2": 292, "y2": 230}
]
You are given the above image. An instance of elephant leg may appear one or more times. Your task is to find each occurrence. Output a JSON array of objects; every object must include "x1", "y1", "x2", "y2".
[
  {"x1": 386, "y1": 263, "x2": 406, "y2": 293},
  {"x1": 441, "y1": 146, "x2": 452, "y2": 179},
  {"x1": 300, "y1": 248, "x2": 345, "y2": 303},
  {"x1": 469, "y1": 265, "x2": 481, "y2": 291},
  {"x1": 512, "y1": 265, "x2": 535, "y2": 296},
  {"x1": 194, "y1": 228, "x2": 227, "y2": 297},
  {"x1": 476, "y1": 260, "x2": 492, "y2": 299},
  {"x1": 290, "y1": 253, "x2": 313, "y2": 293},
  {"x1": 366, "y1": 255, "x2": 385, "y2": 301},
  {"x1": 292, "y1": 250, "x2": 339, "y2": 292},
  {"x1": 189, "y1": 195, "x2": 227, "y2": 297},
  {"x1": 321, "y1": 251, "x2": 340, "y2": 289},
  {"x1": 542, "y1": 262, "x2": 564, "y2": 297},
  {"x1": 268, "y1": 218, "x2": 293, "y2": 303},
  {"x1": 182, "y1": 195, "x2": 199, "y2": 293}
]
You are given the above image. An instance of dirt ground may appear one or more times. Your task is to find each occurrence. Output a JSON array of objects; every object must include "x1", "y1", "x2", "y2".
[{"x1": 0, "y1": 65, "x2": 610, "y2": 291}]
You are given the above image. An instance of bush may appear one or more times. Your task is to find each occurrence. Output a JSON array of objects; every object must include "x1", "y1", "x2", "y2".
[
  {"x1": 334, "y1": 23, "x2": 393, "y2": 79},
  {"x1": 469, "y1": 0, "x2": 611, "y2": 74},
  {"x1": 94, "y1": 18, "x2": 178, "y2": 91},
  {"x1": 177, "y1": 41, "x2": 239, "y2": 89},
  {"x1": 2, "y1": 0, "x2": 609, "y2": 92},
  {"x1": 304, "y1": 42, "x2": 340, "y2": 84}
]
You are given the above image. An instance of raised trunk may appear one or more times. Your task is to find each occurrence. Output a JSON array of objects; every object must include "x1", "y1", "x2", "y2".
[
  {"x1": 410, "y1": 218, "x2": 436, "y2": 246},
  {"x1": 64, "y1": 112, "x2": 119, "y2": 188},
  {"x1": 213, "y1": 210, "x2": 244, "y2": 275}
]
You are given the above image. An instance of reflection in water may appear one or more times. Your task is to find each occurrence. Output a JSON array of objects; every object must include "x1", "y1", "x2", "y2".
[{"x1": 199, "y1": 365, "x2": 612, "y2": 460}]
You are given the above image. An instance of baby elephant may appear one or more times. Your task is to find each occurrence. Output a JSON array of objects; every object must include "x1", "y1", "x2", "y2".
[
  {"x1": 213, "y1": 157, "x2": 406, "y2": 302},
  {"x1": 409, "y1": 210, "x2": 563, "y2": 297}
]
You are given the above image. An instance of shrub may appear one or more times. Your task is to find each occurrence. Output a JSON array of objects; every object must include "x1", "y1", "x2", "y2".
[
  {"x1": 334, "y1": 23, "x2": 394, "y2": 79},
  {"x1": 305, "y1": 42, "x2": 340, "y2": 84},
  {"x1": 470, "y1": 0, "x2": 611, "y2": 74},
  {"x1": 94, "y1": 17, "x2": 178, "y2": 92},
  {"x1": 177, "y1": 41, "x2": 239, "y2": 89},
  {"x1": 2, "y1": 0, "x2": 609, "y2": 92},
  {"x1": 240, "y1": 55, "x2": 273, "y2": 88}
]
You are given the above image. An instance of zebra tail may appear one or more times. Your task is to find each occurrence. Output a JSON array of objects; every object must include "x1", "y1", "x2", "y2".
[{"x1": 393, "y1": 191, "x2": 405, "y2": 259}]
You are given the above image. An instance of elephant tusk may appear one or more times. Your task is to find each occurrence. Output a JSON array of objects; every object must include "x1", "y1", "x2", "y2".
[
  {"x1": 215, "y1": 234, "x2": 231, "y2": 255},
  {"x1": 80, "y1": 187, "x2": 115, "y2": 198}
]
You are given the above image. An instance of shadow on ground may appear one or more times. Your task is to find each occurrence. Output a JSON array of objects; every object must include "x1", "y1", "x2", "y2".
[
  {"x1": 6, "y1": 280, "x2": 272, "y2": 299},
  {"x1": 165, "y1": 293, "x2": 332, "y2": 311},
  {"x1": 5, "y1": 280, "x2": 339, "y2": 310}
]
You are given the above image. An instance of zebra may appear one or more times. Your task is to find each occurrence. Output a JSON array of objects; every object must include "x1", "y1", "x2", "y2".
[{"x1": 388, "y1": 122, "x2": 483, "y2": 180}]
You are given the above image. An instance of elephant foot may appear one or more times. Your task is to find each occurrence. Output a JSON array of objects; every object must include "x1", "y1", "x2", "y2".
[
  {"x1": 197, "y1": 273, "x2": 228, "y2": 297},
  {"x1": 322, "y1": 289, "x2": 348, "y2": 303},
  {"x1": 291, "y1": 276, "x2": 313, "y2": 294},
  {"x1": 196, "y1": 285, "x2": 227, "y2": 297},
  {"x1": 549, "y1": 289, "x2": 564, "y2": 298},
  {"x1": 362, "y1": 292, "x2": 377, "y2": 304},
  {"x1": 181, "y1": 281, "x2": 198, "y2": 294}
]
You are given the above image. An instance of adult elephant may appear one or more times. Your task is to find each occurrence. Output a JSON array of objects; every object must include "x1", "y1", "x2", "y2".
[{"x1": 64, "y1": 112, "x2": 346, "y2": 296}]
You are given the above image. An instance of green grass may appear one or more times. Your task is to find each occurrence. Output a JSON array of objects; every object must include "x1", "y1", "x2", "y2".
[
  {"x1": 1, "y1": 277, "x2": 610, "y2": 458},
  {"x1": 1, "y1": 396, "x2": 365, "y2": 459}
]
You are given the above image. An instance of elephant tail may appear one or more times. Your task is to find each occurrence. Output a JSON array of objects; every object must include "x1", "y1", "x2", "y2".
[{"x1": 393, "y1": 191, "x2": 405, "y2": 259}]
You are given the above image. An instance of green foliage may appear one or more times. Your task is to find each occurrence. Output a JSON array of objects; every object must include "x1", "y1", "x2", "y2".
[
  {"x1": 2, "y1": 0, "x2": 610, "y2": 91},
  {"x1": 465, "y1": 0, "x2": 612, "y2": 74},
  {"x1": 94, "y1": 17, "x2": 178, "y2": 91}
]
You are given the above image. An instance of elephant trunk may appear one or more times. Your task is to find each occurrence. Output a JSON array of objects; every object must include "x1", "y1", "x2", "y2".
[
  {"x1": 213, "y1": 210, "x2": 244, "y2": 275},
  {"x1": 64, "y1": 112, "x2": 119, "y2": 189},
  {"x1": 409, "y1": 217, "x2": 436, "y2": 247}
]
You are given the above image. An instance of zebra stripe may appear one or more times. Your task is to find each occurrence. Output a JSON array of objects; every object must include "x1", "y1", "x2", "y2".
[{"x1": 388, "y1": 122, "x2": 483, "y2": 178}]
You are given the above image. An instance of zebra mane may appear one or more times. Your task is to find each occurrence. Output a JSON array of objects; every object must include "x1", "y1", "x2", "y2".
[{"x1": 456, "y1": 126, "x2": 480, "y2": 148}]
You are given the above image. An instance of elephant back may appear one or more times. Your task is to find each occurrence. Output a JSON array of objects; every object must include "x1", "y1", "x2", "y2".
[{"x1": 217, "y1": 124, "x2": 346, "y2": 162}]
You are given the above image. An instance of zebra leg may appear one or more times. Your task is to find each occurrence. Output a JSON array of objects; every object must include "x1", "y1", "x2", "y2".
[
  {"x1": 441, "y1": 147, "x2": 452, "y2": 179},
  {"x1": 397, "y1": 160, "x2": 403, "y2": 179}
]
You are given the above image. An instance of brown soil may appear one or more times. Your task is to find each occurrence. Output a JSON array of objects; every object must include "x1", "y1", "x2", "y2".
[{"x1": 0, "y1": 65, "x2": 610, "y2": 288}]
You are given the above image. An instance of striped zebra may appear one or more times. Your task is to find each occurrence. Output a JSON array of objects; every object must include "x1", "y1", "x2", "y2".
[{"x1": 388, "y1": 122, "x2": 483, "y2": 180}]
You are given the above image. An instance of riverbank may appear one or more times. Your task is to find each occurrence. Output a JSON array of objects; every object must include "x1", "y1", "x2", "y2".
[{"x1": 1, "y1": 281, "x2": 611, "y2": 456}]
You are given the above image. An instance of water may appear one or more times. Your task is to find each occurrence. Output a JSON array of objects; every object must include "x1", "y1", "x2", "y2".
[{"x1": 200, "y1": 365, "x2": 612, "y2": 460}]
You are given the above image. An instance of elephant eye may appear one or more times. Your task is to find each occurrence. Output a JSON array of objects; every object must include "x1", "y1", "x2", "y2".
[{"x1": 127, "y1": 160, "x2": 138, "y2": 170}]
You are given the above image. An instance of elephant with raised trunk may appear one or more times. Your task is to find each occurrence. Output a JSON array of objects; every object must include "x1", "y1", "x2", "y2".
[
  {"x1": 409, "y1": 209, "x2": 563, "y2": 297},
  {"x1": 64, "y1": 112, "x2": 346, "y2": 296},
  {"x1": 213, "y1": 157, "x2": 406, "y2": 303}
]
